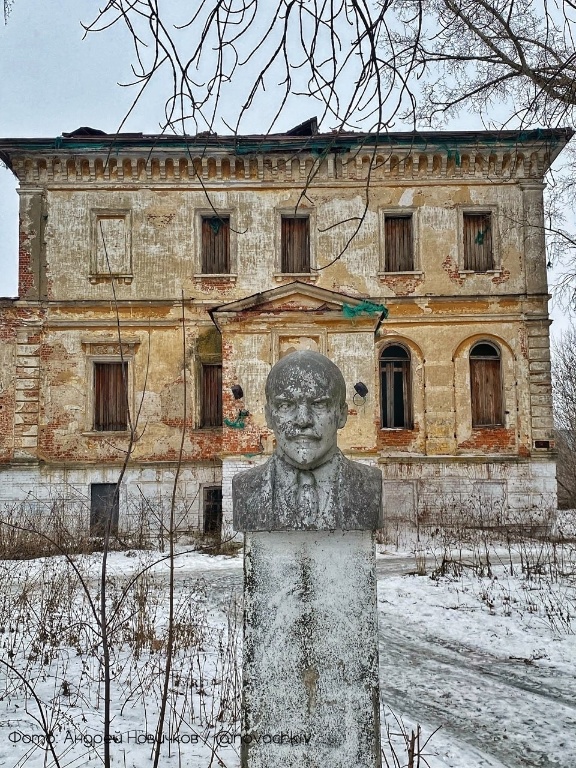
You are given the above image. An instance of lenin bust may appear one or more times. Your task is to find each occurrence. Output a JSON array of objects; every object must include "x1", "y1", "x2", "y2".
[{"x1": 232, "y1": 351, "x2": 382, "y2": 532}]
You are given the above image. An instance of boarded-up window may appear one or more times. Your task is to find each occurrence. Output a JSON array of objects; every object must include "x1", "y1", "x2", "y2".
[
  {"x1": 384, "y1": 215, "x2": 414, "y2": 271},
  {"x1": 380, "y1": 345, "x2": 412, "y2": 428},
  {"x1": 203, "y1": 486, "x2": 223, "y2": 534},
  {"x1": 201, "y1": 216, "x2": 230, "y2": 273},
  {"x1": 463, "y1": 212, "x2": 493, "y2": 271},
  {"x1": 281, "y1": 216, "x2": 310, "y2": 273},
  {"x1": 90, "y1": 483, "x2": 119, "y2": 535},
  {"x1": 94, "y1": 361, "x2": 128, "y2": 431},
  {"x1": 92, "y1": 212, "x2": 131, "y2": 276},
  {"x1": 201, "y1": 364, "x2": 222, "y2": 427},
  {"x1": 470, "y1": 342, "x2": 503, "y2": 426}
]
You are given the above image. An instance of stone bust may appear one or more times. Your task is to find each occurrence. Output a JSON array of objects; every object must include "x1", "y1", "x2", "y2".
[{"x1": 233, "y1": 350, "x2": 382, "y2": 531}]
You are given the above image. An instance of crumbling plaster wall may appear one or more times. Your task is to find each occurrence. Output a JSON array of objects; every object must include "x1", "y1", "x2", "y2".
[
  {"x1": 2, "y1": 151, "x2": 557, "y2": 528},
  {"x1": 40, "y1": 181, "x2": 527, "y2": 302},
  {"x1": 37, "y1": 307, "x2": 228, "y2": 464}
]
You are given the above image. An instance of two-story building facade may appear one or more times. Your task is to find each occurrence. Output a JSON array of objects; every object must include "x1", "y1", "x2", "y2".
[{"x1": 0, "y1": 124, "x2": 570, "y2": 537}]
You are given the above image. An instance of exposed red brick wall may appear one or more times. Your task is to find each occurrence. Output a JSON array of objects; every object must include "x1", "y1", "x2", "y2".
[
  {"x1": 0, "y1": 304, "x2": 30, "y2": 462},
  {"x1": 380, "y1": 274, "x2": 424, "y2": 296},
  {"x1": 18, "y1": 226, "x2": 35, "y2": 299},
  {"x1": 442, "y1": 255, "x2": 465, "y2": 285},
  {"x1": 492, "y1": 269, "x2": 511, "y2": 285},
  {"x1": 376, "y1": 425, "x2": 421, "y2": 451},
  {"x1": 458, "y1": 427, "x2": 516, "y2": 452}
]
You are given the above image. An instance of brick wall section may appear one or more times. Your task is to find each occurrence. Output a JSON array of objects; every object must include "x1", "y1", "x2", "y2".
[
  {"x1": 376, "y1": 425, "x2": 421, "y2": 451},
  {"x1": 457, "y1": 427, "x2": 516, "y2": 452},
  {"x1": 0, "y1": 303, "x2": 18, "y2": 462},
  {"x1": 18, "y1": 227, "x2": 36, "y2": 299},
  {"x1": 14, "y1": 327, "x2": 42, "y2": 459},
  {"x1": 527, "y1": 321, "x2": 554, "y2": 447}
]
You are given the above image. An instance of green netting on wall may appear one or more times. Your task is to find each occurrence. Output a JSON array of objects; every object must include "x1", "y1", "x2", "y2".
[{"x1": 342, "y1": 300, "x2": 388, "y2": 319}]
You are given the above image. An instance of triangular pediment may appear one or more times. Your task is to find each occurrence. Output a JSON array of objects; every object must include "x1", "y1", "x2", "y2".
[{"x1": 211, "y1": 281, "x2": 374, "y2": 316}]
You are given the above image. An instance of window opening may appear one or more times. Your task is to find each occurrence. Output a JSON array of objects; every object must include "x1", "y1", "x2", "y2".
[
  {"x1": 380, "y1": 345, "x2": 412, "y2": 428},
  {"x1": 281, "y1": 216, "x2": 310, "y2": 273},
  {"x1": 90, "y1": 483, "x2": 119, "y2": 535},
  {"x1": 94, "y1": 361, "x2": 128, "y2": 431},
  {"x1": 470, "y1": 342, "x2": 503, "y2": 426}
]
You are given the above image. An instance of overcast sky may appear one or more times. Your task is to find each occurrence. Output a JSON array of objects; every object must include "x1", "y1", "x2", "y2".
[{"x1": 0, "y1": 0, "x2": 572, "y2": 339}]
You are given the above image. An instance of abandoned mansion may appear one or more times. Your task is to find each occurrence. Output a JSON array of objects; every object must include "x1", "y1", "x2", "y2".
[{"x1": 0, "y1": 123, "x2": 571, "y2": 536}]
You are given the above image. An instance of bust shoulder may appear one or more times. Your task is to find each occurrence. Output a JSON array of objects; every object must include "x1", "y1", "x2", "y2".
[
  {"x1": 338, "y1": 456, "x2": 383, "y2": 530},
  {"x1": 232, "y1": 458, "x2": 275, "y2": 531}
]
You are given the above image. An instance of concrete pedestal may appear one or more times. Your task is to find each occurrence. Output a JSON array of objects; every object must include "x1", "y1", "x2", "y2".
[{"x1": 241, "y1": 530, "x2": 381, "y2": 768}]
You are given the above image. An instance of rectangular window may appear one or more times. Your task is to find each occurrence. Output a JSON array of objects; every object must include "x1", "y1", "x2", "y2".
[
  {"x1": 203, "y1": 486, "x2": 223, "y2": 534},
  {"x1": 281, "y1": 216, "x2": 310, "y2": 273},
  {"x1": 201, "y1": 364, "x2": 222, "y2": 427},
  {"x1": 384, "y1": 215, "x2": 414, "y2": 271},
  {"x1": 94, "y1": 361, "x2": 128, "y2": 431},
  {"x1": 90, "y1": 483, "x2": 119, "y2": 535},
  {"x1": 463, "y1": 212, "x2": 493, "y2": 271},
  {"x1": 201, "y1": 216, "x2": 230, "y2": 274},
  {"x1": 91, "y1": 210, "x2": 132, "y2": 279}
]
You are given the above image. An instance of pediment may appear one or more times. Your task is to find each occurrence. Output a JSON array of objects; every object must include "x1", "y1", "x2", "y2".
[{"x1": 211, "y1": 281, "x2": 377, "y2": 316}]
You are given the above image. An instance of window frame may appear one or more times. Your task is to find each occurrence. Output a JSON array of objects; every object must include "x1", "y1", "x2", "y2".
[
  {"x1": 202, "y1": 485, "x2": 223, "y2": 535},
  {"x1": 93, "y1": 360, "x2": 130, "y2": 432},
  {"x1": 83, "y1": 343, "x2": 137, "y2": 436},
  {"x1": 469, "y1": 341, "x2": 504, "y2": 428},
  {"x1": 379, "y1": 210, "x2": 420, "y2": 274},
  {"x1": 90, "y1": 483, "x2": 120, "y2": 536},
  {"x1": 194, "y1": 208, "x2": 237, "y2": 279},
  {"x1": 199, "y1": 362, "x2": 223, "y2": 429},
  {"x1": 90, "y1": 209, "x2": 133, "y2": 284},
  {"x1": 275, "y1": 207, "x2": 316, "y2": 278},
  {"x1": 379, "y1": 343, "x2": 413, "y2": 429},
  {"x1": 459, "y1": 207, "x2": 500, "y2": 274}
]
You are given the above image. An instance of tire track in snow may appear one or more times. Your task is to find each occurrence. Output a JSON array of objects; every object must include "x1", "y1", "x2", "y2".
[{"x1": 378, "y1": 621, "x2": 576, "y2": 767}]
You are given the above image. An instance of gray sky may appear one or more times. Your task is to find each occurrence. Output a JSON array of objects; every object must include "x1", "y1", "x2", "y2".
[{"x1": 0, "y1": 0, "x2": 572, "y2": 339}]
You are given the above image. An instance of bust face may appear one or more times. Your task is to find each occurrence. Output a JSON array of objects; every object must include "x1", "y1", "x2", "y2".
[{"x1": 265, "y1": 352, "x2": 348, "y2": 469}]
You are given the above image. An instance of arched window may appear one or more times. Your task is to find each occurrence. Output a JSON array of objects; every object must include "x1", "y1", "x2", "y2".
[
  {"x1": 470, "y1": 342, "x2": 503, "y2": 427},
  {"x1": 380, "y1": 344, "x2": 412, "y2": 428}
]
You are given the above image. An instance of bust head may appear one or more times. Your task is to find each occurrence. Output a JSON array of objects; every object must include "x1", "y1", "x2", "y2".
[{"x1": 264, "y1": 351, "x2": 348, "y2": 469}]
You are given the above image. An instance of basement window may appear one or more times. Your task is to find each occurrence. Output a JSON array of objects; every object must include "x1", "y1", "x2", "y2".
[
  {"x1": 281, "y1": 216, "x2": 310, "y2": 273},
  {"x1": 463, "y1": 212, "x2": 494, "y2": 271},
  {"x1": 384, "y1": 215, "x2": 414, "y2": 271},
  {"x1": 203, "y1": 486, "x2": 223, "y2": 534},
  {"x1": 380, "y1": 344, "x2": 412, "y2": 429},
  {"x1": 201, "y1": 363, "x2": 223, "y2": 427},
  {"x1": 470, "y1": 342, "x2": 503, "y2": 427},
  {"x1": 201, "y1": 216, "x2": 230, "y2": 274},
  {"x1": 93, "y1": 361, "x2": 129, "y2": 431},
  {"x1": 90, "y1": 483, "x2": 119, "y2": 536}
]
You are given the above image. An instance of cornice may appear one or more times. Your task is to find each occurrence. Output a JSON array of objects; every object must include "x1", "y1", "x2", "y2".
[{"x1": 0, "y1": 128, "x2": 571, "y2": 186}]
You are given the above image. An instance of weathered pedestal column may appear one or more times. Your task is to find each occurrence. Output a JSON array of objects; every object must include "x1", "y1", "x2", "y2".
[{"x1": 233, "y1": 350, "x2": 382, "y2": 768}]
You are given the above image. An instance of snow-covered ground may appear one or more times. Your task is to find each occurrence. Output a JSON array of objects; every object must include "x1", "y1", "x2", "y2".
[{"x1": 1, "y1": 527, "x2": 576, "y2": 768}]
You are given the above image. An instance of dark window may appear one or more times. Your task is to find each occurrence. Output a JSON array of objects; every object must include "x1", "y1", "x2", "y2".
[
  {"x1": 94, "y1": 361, "x2": 128, "y2": 431},
  {"x1": 90, "y1": 483, "x2": 119, "y2": 535},
  {"x1": 380, "y1": 345, "x2": 412, "y2": 428},
  {"x1": 281, "y1": 216, "x2": 310, "y2": 273},
  {"x1": 470, "y1": 342, "x2": 503, "y2": 427},
  {"x1": 203, "y1": 486, "x2": 223, "y2": 534},
  {"x1": 201, "y1": 364, "x2": 222, "y2": 427},
  {"x1": 201, "y1": 216, "x2": 230, "y2": 274},
  {"x1": 463, "y1": 212, "x2": 493, "y2": 271},
  {"x1": 384, "y1": 215, "x2": 414, "y2": 271}
]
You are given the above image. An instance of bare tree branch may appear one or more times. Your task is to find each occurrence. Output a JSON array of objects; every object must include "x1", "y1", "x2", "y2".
[{"x1": 81, "y1": 1, "x2": 420, "y2": 135}]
